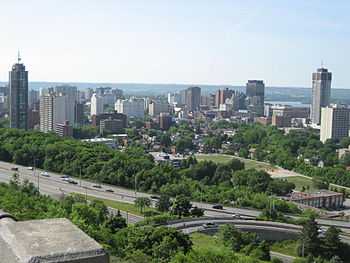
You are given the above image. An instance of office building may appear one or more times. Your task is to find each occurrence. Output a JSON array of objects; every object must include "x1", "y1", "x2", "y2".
[
  {"x1": 311, "y1": 67, "x2": 332, "y2": 125},
  {"x1": 91, "y1": 112, "x2": 127, "y2": 128},
  {"x1": 54, "y1": 85, "x2": 77, "y2": 125},
  {"x1": 246, "y1": 80, "x2": 265, "y2": 116},
  {"x1": 320, "y1": 105, "x2": 349, "y2": 143},
  {"x1": 186, "y1": 86, "x2": 201, "y2": 112},
  {"x1": 115, "y1": 98, "x2": 145, "y2": 118},
  {"x1": 90, "y1": 93, "x2": 104, "y2": 117},
  {"x1": 75, "y1": 103, "x2": 85, "y2": 126},
  {"x1": 9, "y1": 56, "x2": 28, "y2": 129},
  {"x1": 28, "y1": 109, "x2": 40, "y2": 129},
  {"x1": 100, "y1": 117, "x2": 125, "y2": 134},
  {"x1": 28, "y1": 89, "x2": 39, "y2": 109},
  {"x1": 215, "y1": 88, "x2": 234, "y2": 108},
  {"x1": 148, "y1": 101, "x2": 169, "y2": 116},
  {"x1": 159, "y1": 112, "x2": 173, "y2": 130},
  {"x1": 54, "y1": 120, "x2": 73, "y2": 137}
]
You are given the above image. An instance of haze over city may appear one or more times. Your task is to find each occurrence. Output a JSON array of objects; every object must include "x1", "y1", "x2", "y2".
[{"x1": 1, "y1": 0, "x2": 350, "y2": 87}]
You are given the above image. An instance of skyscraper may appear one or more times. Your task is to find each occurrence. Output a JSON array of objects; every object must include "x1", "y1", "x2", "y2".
[
  {"x1": 320, "y1": 105, "x2": 349, "y2": 143},
  {"x1": 90, "y1": 93, "x2": 104, "y2": 117},
  {"x1": 246, "y1": 80, "x2": 265, "y2": 116},
  {"x1": 215, "y1": 88, "x2": 233, "y2": 108},
  {"x1": 9, "y1": 55, "x2": 28, "y2": 129},
  {"x1": 311, "y1": 67, "x2": 332, "y2": 125},
  {"x1": 186, "y1": 86, "x2": 201, "y2": 112}
]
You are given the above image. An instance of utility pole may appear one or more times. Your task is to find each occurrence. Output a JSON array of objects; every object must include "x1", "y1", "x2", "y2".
[
  {"x1": 79, "y1": 167, "x2": 82, "y2": 188},
  {"x1": 134, "y1": 176, "x2": 137, "y2": 198}
]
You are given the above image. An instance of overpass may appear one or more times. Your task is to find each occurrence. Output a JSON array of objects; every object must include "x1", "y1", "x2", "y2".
[{"x1": 166, "y1": 217, "x2": 350, "y2": 243}]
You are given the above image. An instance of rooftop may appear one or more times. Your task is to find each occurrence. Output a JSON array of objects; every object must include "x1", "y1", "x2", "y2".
[{"x1": 0, "y1": 214, "x2": 108, "y2": 263}]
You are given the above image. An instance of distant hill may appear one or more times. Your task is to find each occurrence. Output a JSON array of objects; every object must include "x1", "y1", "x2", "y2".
[{"x1": 1, "y1": 81, "x2": 350, "y2": 104}]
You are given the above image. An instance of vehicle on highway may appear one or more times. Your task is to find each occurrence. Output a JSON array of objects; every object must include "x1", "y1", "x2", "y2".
[
  {"x1": 212, "y1": 204, "x2": 224, "y2": 210},
  {"x1": 62, "y1": 178, "x2": 70, "y2": 182},
  {"x1": 202, "y1": 222, "x2": 217, "y2": 228},
  {"x1": 27, "y1": 167, "x2": 33, "y2": 171},
  {"x1": 106, "y1": 189, "x2": 114, "y2": 193},
  {"x1": 92, "y1": 185, "x2": 102, "y2": 188},
  {"x1": 40, "y1": 171, "x2": 50, "y2": 177},
  {"x1": 61, "y1": 175, "x2": 69, "y2": 179},
  {"x1": 11, "y1": 167, "x2": 18, "y2": 171},
  {"x1": 150, "y1": 195, "x2": 159, "y2": 200},
  {"x1": 68, "y1": 180, "x2": 78, "y2": 185},
  {"x1": 232, "y1": 213, "x2": 241, "y2": 219}
]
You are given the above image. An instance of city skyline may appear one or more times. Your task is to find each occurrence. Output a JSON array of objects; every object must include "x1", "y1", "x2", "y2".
[{"x1": 1, "y1": 1, "x2": 350, "y2": 88}]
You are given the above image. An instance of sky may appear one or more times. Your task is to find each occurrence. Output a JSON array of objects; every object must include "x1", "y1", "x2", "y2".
[{"x1": 0, "y1": 0, "x2": 350, "y2": 88}]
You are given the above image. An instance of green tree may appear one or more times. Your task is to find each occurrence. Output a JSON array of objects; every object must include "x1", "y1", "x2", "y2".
[
  {"x1": 298, "y1": 216, "x2": 320, "y2": 257},
  {"x1": 134, "y1": 197, "x2": 151, "y2": 214},
  {"x1": 171, "y1": 194, "x2": 192, "y2": 217},
  {"x1": 156, "y1": 194, "x2": 172, "y2": 212},
  {"x1": 322, "y1": 226, "x2": 342, "y2": 259}
]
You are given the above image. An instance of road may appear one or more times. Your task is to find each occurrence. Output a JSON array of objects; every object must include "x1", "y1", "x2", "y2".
[{"x1": 0, "y1": 161, "x2": 350, "y2": 230}]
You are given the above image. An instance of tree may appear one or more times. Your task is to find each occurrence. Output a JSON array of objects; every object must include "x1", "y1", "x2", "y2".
[
  {"x1": 105, "y1": 215, "x2": 127, "y2": 233},
  {"x1": 298, "y1": 216, "x2": 320, "y2": 257},
  {"x1": 171, "y1": 195, "x2": 192, "y2": 217},
  {"x1": 156, "y1": 194, "x2": 171, "y2": 212},
  {"x1": 134, "y1": 197, "x2": 151, "y2": 214},
  {"x1": 190, "y1": 207, "x2": 204, "y2": 217},
  {"x1": 322, "y1": 226, "x2": 342, "y2": 259}
]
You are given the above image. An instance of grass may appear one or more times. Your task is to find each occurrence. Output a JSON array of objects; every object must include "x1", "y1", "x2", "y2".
[
  {"x1": 284, "y1": 176, "x2": 318, "y2": 192},
  {"x1": 191, "y1": 233, "x2": 229, "y2": 253},
  {"x1": 74, "y1": 193, "x2": 156, "y2": 216},
  {"x1": 195, "y1": 153, "x2": 272, "y2": 171},
  {"x1": 270, "y1": 240, "x2": 299, "y2": 257}
]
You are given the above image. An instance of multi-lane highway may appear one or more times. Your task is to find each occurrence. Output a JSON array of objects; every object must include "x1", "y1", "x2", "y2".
[{"x1": 0, "y1": 160, "x2": 350, "y2": 230}]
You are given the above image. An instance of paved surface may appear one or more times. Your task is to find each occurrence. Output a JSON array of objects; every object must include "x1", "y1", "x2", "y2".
[
  {"x1": 0, "y1": 161, "x2": 350, "y2": 230},
  {"x1": 0, "y1": 217, "x2": 108, "y2": 263}
]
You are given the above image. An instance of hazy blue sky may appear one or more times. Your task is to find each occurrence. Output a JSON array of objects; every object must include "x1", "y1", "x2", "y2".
[{"x1": 1, "y1": 0, "x2": 349, "y2": 88}]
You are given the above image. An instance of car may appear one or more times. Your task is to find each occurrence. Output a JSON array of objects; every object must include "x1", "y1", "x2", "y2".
[
  {"x1": 68, "y1": 180, "x2": 78, "y2": 185},
  {"x1": 212, "y1": 204, "x2": 224, "y2": 210},
  {"x1": 92, "y1": 185, "x2": 102, "y2": 188},
  {"x1": 11, "y1": 167, "x2": 18, "y2": 171},
  {"x1": 202, "y1": 222, "x2": 217, "y2": 228},
  {"x1": 40, "y1": 171, "x2": 50, "y2": 177},
  {"x1": 232, "y1": 213, "x2": 241, "y2": 219},
  {"x1": 61, "y1": 175, "x2": 69, "y2": 179},
  {"x1": 62, "y1": 177, "x2": 70, "y2": 182},
  {"x1": 106, "y1": 189, "x2": 114, "y2": 193},
  {"x1": 27, "y1": 167, "x2": 33, "y2": 171},
  {"x1": 150, "y1": 195, "x2": 160, "y2": 200}
]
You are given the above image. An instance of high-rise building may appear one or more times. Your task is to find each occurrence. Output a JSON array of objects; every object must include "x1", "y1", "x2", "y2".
[
  {"x1": 215, "y1": 88, "x2": 234, "y2": 108},
  {"x1": 159, "y1": 113, "x2": 173, "y2": 130},
  {"x1": 90, "y1": 93, "x2": 104, "y2": 117},
  {"x1": 115, "y1": 98, "x2": 145, "y2": 118},
  {"x1": 148, "y1": 101, "x2": 169, "y2": 117},
  {"x1": 28, "y1": 89, "x2": 39, "y2": 109},
  {"x1": 311, "y1": 67, "x2": 332, "y2": 125},
  {"x1": 40, "y1": 94, "x2": 54, "y2": 133},
  {"x1": 246, "y1": 80, "x2": 265, "y2": 116},
  {"x1": 54, "y1": 85, "x2": 77, "y2": 125},
  {"x1": 54, "y1": 121, "x2": 73, "y2": 137},
  {"x1": 91, "y1": 112, "x2": 127, "y2": 128},
  {"x1": 9, "y1": 56, "x2": 28, "y2": 129},
  {"x1": 75, "y1": 103, "x2": 85, "y2": 126},
  {"x1": 320, "y1": 105, "x2": 349, "y2": 143},
  {"x1": 186, "y1": 86, "x2": 201, "y2": 112},
  {"x1": 100, "y1": 117, "x2": 125, "y2": 135}
]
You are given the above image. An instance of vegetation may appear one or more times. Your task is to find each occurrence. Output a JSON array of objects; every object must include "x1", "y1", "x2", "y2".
[
  {"x1": 0, "y1": 128, "x2": 299, "y2": 215},
  {"x1": 229, "y1": 124, "x2": 350, "y2": 188}
]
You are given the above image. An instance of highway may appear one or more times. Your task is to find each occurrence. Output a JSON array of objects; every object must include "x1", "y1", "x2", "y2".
[{"x1": 0, "y1": 160, "x2": 350, "y2": 230}]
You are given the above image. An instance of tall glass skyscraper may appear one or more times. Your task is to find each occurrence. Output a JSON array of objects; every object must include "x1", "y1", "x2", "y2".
[
  {"x1": 9, "y1": 56, "x2": 28, "y2": 130},
  {"x1": 311, "y1": 68, "x2": 332, "y2": 125}
]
